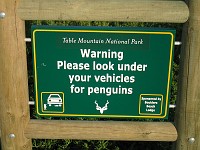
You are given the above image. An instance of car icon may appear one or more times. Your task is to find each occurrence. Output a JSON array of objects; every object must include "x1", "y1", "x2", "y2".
[{"x1": 47, "y1": 94, "x2": 62, "y2": 107}]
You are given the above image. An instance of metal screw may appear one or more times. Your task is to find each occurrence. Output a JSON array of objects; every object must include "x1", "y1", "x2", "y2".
[
  {"x1": 42, "y1": 63, "x2": 47, "y2": 67},
  {"x1": 9, "y1": 134, "x2": 15, "y2": 139},
  {"x1": 188, "y1": 137, "x2": 195, "y2": 144},
  {"x1": 0, "y1": 12, "x2": 6, "y2": 19}
]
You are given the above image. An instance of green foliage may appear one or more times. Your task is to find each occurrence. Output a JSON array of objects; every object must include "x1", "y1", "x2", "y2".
[
  {"x1": 31, "y1": 139, "x2": 173, "y2": 150},
  {"x1": 26, "y1": 20, "x2": 182, "y2": 149}
]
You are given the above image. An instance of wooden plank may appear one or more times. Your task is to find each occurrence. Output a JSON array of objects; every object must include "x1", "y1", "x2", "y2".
[
  {"x1": 174, "y1": 0, "x2": 200, "y2": 150},
  {"x1": 17, "y1": 0, "x2": 189, "y2": 23},
  {"x1": 0, "y1": 0, "x2": 32, "y2": 149},
  {"x1": 25, "y1": 120, "x2": 177, "y2": 141}
]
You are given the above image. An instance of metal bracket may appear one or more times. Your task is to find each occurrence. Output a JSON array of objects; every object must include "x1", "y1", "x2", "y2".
[
  {"x1": 24, "y1": 38, "x2": 182, "y2": 46},
  {"x1": 25, "y1": 38, "x2": 31, "y2": 42},
  {"x1": 175, "y1": 41, "x2": 182, "y2": 45}
]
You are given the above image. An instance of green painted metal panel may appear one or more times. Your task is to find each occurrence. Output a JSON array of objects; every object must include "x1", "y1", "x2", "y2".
[{"x1": 32, "y1": 26, "x2": 175, "y2": 119}]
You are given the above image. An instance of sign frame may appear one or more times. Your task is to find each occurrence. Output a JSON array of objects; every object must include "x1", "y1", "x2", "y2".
[{"x1": 32, "y1": 26, "x2": 175, "y2": 119}]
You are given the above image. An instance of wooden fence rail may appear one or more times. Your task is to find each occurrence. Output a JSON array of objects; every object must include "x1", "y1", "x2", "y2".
[
  {"x1": 17, "y1": 0, "x2": 189, "y2": 23},
  {"x1": 24, "y1": 120, "x2": 177, "y2": 141}
]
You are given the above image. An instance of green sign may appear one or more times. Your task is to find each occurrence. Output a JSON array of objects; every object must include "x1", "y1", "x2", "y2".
[{"x1": 32, "y1": 26, "x2": 175, "y2": 119}]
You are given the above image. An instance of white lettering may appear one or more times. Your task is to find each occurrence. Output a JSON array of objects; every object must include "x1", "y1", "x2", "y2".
[{"x1": 80, "y1": 49, "x2": 123, "y2": 61}]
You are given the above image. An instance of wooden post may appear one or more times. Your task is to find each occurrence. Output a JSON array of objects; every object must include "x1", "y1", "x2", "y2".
[
  {"x1": 174, "y1": 0, "x2": 200, "y2": 150},
  {"x1": 0, "y1": 0, "x2": 32, "y2": 149}
]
